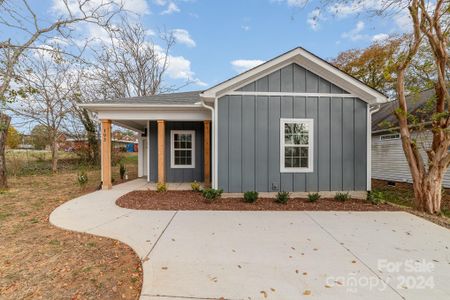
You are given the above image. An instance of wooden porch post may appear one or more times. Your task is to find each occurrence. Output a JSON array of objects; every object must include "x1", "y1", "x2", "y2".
[
  {"x1": 101, "y1": 119, "x2": 112, "y2": 190},
  {"x1": 157, "y1": 120, "x2": 165, "y2": 184},
  {"x1": 204, "y1": 120, "x2": 211, "y2": 187}
]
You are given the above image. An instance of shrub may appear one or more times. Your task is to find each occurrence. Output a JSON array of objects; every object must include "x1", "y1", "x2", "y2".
[
  {"x1": 367, "y1": 190, "x2": 386, "y2": 205},
  {"x1": 275, "y1": 191, "x2": 290, "y2": 204},
  {"x1": 77, "y1": 169, "x2": 88, "y2": 189},
  {"x1": 307, "y1": 192, "x2": 321, "y2": 203},
  {"x1": 191, "y1": 181, "x2": 201, "y2": 192},
  {"x1": 119, "y1": 163, "x2": 127, "y2": 180},
  {"x1": 156, "y1": 182, "x2": 167, "y2": 192},
  {"x1": 243, "y1": 191, "x2": 258, "y2": 203},
  {"x1": 202, "y1": 188, "x2": 223, "y2": 202},
  {"x1": 335, "y1": 192, "x2": 350, "y2": 202}
]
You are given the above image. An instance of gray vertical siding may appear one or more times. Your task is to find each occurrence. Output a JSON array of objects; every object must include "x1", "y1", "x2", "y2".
[
  {"x1": 238, "y1": 63, "x2": 349, "y2": 94},
  {"x1": 218, "y1": 63, "x2": 367, "y2": 193},
  {"x1": 242, "y1": 95, "x2": 256, "y2": 191},
  {"x1": 149, "y1": 121, "x2": 204, "y2": 183}
]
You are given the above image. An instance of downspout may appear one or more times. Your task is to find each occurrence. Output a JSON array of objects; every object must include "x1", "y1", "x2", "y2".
[
  {"x1": 367, "y1": 104, "x2": 381, "y2": 191},
  {"x1": 201, "y1": 100, "x2": 216, "y2": 188}
]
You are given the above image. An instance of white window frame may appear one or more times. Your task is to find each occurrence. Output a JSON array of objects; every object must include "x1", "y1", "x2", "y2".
[
  {"x1": 170, "y1": 130, "x2": 195, "y2": 169},
  {"x1": 280, "y1": 118, "x2": 314, "y2": 173}
]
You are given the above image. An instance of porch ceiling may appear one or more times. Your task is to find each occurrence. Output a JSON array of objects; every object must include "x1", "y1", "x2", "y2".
[{"x1": 113, "y1": 120, "x2": 147, "y2": 133}]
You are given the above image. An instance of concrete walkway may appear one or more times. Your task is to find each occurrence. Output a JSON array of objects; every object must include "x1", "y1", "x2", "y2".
[{"x1": 50, "y1": 179, "x2": 450, "y2": 300}]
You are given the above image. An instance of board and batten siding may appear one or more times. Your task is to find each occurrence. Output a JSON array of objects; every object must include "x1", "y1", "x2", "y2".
[
  {"x1": 148, "y1": 121, "x2": 204, "y2": 183},
  {"x1": 217, "y1": 63, "x2": 368, "y2": 193},
  {"x1": 372, "y1": 131, "x2": 450, "y2": 188}
]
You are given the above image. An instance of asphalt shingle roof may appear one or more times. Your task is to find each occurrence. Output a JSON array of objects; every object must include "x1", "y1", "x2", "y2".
[
  {"x1": 372, "y1": 88, "x2": 445, "y2": 132},
  {"x1": 91, "y1": 90, "x2": 203, "y2": 105}
]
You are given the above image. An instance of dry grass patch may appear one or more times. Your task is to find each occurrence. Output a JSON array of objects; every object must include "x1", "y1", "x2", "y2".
[{"x1": 0, "y1": 159, "x2": 142, "y2": 300}]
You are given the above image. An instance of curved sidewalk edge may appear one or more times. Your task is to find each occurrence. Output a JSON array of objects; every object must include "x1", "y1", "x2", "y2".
[{"x1": 49, "y1": 178, "x2": 177, "y2": 299}]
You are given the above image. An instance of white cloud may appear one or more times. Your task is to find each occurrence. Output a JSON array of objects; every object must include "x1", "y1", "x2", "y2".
[
  {"x1": 161, "y1": 2, "x2": 180, "y2": 15},
  {"x1": 52, "y1": 0, "x2": 149, "y2": 16},
  {"x1": 165, "y1": 55, "x2": 206, "y2": 86},
  {"x1": 372, "y1": 33, "x2": 389, "y2": 42},
  {"x1": 172, "y1": 29, "x2": 196, "y2": 47},
  {"x1": 154, "y1": 0, "x2": 166, "y2": 5},
  {"x1": 241, "y1": 25, "x2": 251, "y2": 31},
  {"x1": 273, "y1": 0, "x2": 308, "y2": 8},
  {"x1": 231, "y1": 59, "x2": 265, "y2": 73},
  {"x1": 307, "y1": 8, "x2": 322, "y2": 31},
  {"x1": 341, "y1": 21, "x2": 367, "y2": 41}
]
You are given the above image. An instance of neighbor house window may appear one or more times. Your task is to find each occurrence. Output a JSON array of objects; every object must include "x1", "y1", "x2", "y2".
[
  {"x1": 379, "y1": 133, "x2": 400, "y2": 141},
  {"x1": 280, "y1": 118, "x2": 314, "y2": 173},
  {"x1": 171, "y1": 130, "x2": 195, "y2": 168}
]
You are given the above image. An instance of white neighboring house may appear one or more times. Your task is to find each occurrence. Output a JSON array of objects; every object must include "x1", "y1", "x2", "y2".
[{"x1": 371, "y1": 88, "x2": 450, "y2": 187}]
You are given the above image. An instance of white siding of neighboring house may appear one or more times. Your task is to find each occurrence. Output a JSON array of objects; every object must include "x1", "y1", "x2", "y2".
[{"x1": 372, "y1": 130, "x2": 450, "y2": 188}]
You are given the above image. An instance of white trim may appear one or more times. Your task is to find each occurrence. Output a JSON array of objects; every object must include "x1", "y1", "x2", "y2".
[
  {"x1": 138, "y1": 137, "x2": 143, "y2": 177},
  {"x1": 79, "y1": 103, "x2": 203, "y2": 109},
  {"x1": 367, "y1": 105, "x2": 381, "y2": 191},
  {"x1": 200, "y1": 48, "x2": 387, "y2": 104},
  {"x1": 279, "y1": 118, "x2": 314, "y2": 173},
  {"x1": 213, "y1": 97, "x2": 219, "y2": 188},
  {"x1": 367, "y1": 108, "x2": 371, "y2": 191},
  {"x1": 97, "y1": 110, "x2": 211, "y2": 121},
  {"x1": 147, "y1": 121, "x2": 150, "y2": 182},
  {"x1": 225, "y1": 91, "x2": 358, "y2": 98},
  {"x1": 170, "y1": 130, "x2": 195, "y2": 169}
]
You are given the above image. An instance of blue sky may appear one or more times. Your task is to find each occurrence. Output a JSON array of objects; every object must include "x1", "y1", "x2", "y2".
[{"x1": 7, "y1": 0, "x2": 411, "y2": 91}]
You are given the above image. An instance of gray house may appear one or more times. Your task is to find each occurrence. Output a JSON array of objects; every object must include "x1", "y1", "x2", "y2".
[
  {"x1": 80, "y1": 47, "x2": 387, "y2": 193},
  {"x1": 372, "y1": 88, "x2": 450, "y2": 187}
]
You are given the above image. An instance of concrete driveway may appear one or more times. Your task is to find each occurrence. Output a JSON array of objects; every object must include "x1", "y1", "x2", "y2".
[{"x1": 50, "y1": 179, "x2": 450, "y2": 300}]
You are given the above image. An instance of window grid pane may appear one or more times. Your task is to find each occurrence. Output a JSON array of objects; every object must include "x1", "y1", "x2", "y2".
[
  {"x1": 283, "y1": 121, "x2": 310, "y2": 170},
  {"x1": 173, "y1": 132, "x2": 193, "y2": 166}
]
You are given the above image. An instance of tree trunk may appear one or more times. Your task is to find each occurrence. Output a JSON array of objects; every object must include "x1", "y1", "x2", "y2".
[
  {"x1": 0, "y1": 113, "x2": 11, "y2": 189},
  {"x1": 50, "y1": 139, "x2": 58, "y2": 173},
  {"x1": 80, "y1": 109, "x2": 99, "y2": 164},
  {"x1": 412, "y1": 173, "x2": 443, "y2": 214}
]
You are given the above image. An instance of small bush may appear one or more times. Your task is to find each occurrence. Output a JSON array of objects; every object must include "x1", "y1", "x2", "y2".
[
  {"x1": 307, "y1": 192, "x2": 321, "y2": 203},
  {"x1": 77, "y1": 169, "x2": 88, "y2": 189},
  {"x1": 202, "y1": 188, "x2": 223, "y2": 202},
  {"x1": 367, "y1": 190, "x2": 385, "y2": 205},
  {"x1": 243, "y1": 191, "x2": 258, "y2": 203},
  {"x1": 119, "y1": 163, "x2": 127, "y2": 180},
  {"x1": 335, "y1": 192, "x2": 350, "y2": 202},
  {"x1": 156, "y1": 182, "x2": 167, "y2": 192},
  {"x1": 275, "y1": 191, "x2": 290, "y2": 204},
  {"x1": 191, "y1": 181, "x2": 201, "y2": 192}
]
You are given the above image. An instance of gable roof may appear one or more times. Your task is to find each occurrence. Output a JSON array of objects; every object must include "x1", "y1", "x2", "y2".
[
  {"x1": 200, "y1": 47, "x2": 388, "y2": 104},
  {"x1": 372, "y1": 88, "x2": 447, "y2": 133}
]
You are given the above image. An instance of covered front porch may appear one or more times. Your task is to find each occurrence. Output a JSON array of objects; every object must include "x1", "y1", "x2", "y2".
[{"x1": 80, "y1": 93, "x2": 214, "y2": 190}]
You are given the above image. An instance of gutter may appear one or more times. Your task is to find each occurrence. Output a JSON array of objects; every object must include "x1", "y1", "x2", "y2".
[
  {"x1": 79, "y1": 103, "x2": 204, "y2": 109},
  {"x1": 372, "y1": 121, "x2": 433, "y2": 135}
]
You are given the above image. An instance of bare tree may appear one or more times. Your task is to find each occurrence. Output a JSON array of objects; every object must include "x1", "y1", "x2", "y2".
[
  {"x1": 9, "y1": 49, "x2": 83, "y2": 172},
  {"x1": 95, "y1": 19, "x2": 177, "y2": 98},
  {"x1": 0, "y1": 0, "x2": 123, "y2": 186},
  {"x1": 66, "y1": 19, "x2": 179, "y2": 163}
]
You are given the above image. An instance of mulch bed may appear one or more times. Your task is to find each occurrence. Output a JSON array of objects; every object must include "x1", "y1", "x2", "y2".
[{"x1": 116, "y1": 190, "x2": 399, "y2": 211}]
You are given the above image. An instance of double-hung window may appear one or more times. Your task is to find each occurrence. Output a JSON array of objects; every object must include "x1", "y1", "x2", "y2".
[
  {"x1": 171, "y1": 130, "x2": 195, "y2": 168},
  {"x1": 280, "y1": 118, "x2": 313, "y2": 173}
]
